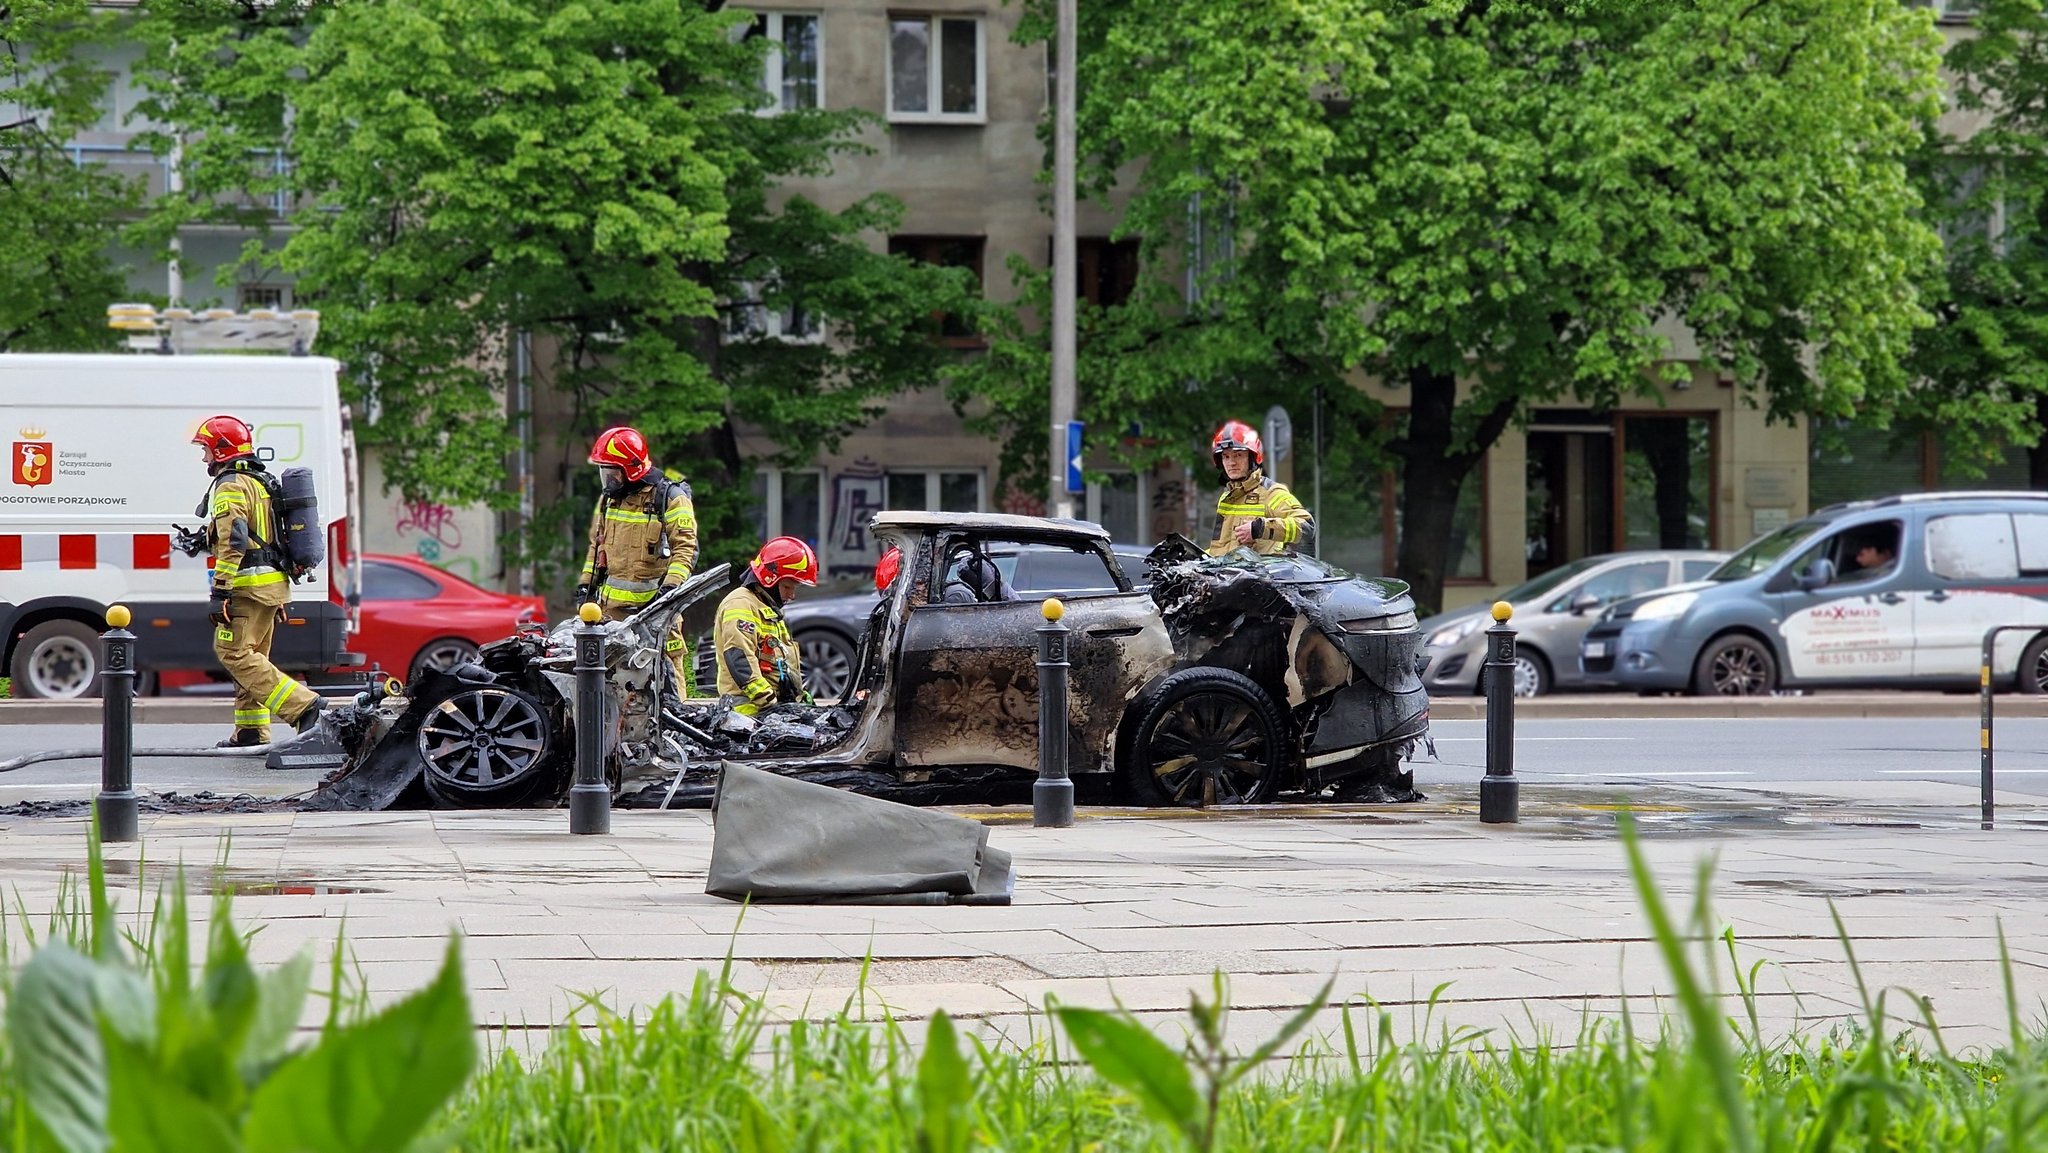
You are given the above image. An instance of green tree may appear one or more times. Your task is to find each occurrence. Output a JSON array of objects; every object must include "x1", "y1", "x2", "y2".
[
  {"x1": 0, "y1": 0, "x2": 134, "y2": 351},
  {"x1": 130, "y1": 0, "x2": 974, "y2": 581},
  {"x1": 965, "y1": 0, "x2": 1944, "y2": 611},
  {"x1": 1906, "y1": 0, "x2": 2048, "y2": 487}
]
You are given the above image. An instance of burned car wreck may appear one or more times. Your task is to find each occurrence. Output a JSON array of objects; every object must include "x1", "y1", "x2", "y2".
[{"x1": 302, "y1": 513, "x2": 1431, "y2": 811}]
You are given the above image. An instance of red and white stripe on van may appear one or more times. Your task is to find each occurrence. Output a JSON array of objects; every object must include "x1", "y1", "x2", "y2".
[{"x1": 0, "y1": 533, "x2": 212, "y2": 573}]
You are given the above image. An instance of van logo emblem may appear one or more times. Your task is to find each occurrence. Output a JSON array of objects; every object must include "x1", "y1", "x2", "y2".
[{"x1": 11, "y1": 436, "x2": 52, "y2": 488}]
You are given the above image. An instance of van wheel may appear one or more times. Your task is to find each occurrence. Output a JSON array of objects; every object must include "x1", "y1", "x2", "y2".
[
  {"x1": 1121, "y1": 667, "x2": 1285, "y2": 807},
  {"x1": 2018, "y1": 635, "x2": 2048, "y2": 694},
  {"x1": 10, "y1": 620, "x2": 103, "y2": 700},
  {"x1": 1691, "y1": 635, "x2": 1776, "y2": 696}
]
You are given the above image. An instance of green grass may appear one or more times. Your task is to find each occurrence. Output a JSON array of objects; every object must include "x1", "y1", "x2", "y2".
[{"x1": 5, "y1": 816, "x2": 2048, "y2": 1151}]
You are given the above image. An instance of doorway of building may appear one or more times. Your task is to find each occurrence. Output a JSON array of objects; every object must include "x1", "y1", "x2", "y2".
[
  {"x1": 1525, "y1": 414, "x2": 1615, "y2": 575},
  {"x1": 1526, "y1": 411, "x2": 1716, "y2": 574}
]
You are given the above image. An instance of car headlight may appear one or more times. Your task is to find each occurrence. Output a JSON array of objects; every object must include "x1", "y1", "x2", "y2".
[
  {"x1": 1425, "y1": 616, "x2": 1482, "y2": 647},
  {"x1": 1343, "y1": 610, "x2": 1419, "y2": 634},
  {"x1": 1631, "y1": 592, "x2": 1698, "y2": 622}
]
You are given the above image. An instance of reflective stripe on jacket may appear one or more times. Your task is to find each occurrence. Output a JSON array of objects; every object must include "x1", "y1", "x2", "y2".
[
  {"x1": 1207, "y1": 470, "x2": 1314, "y2": 557},
  {"x1": 713, "y1": 583, "x2": 800, "y2": 714},
  {"x1": 577, "y1": 479, "x2": 698, "y2": 611},
  {"x1": 208, "y1": 470, "x2": 289, "y2": 605}
]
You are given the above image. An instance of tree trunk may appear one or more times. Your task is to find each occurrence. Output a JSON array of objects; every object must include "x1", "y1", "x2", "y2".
[
  {"x1": 2032, "y1": 392, "x2": 2048, "y2": 492},
  {"x1": 1393, "y1": 367, "x2": 1515, "y2": 616}
]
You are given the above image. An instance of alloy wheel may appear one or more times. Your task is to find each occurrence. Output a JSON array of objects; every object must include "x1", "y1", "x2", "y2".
[
  {"x1": 1143, "y1": 692, "x2": 1275, "y2": 806},
  {"x1": 417, "y1": 688, "x2": 551, "y2": 792},
  {"x1": 1709, "y1": 644, "x2": 1771, "y2": 695}
]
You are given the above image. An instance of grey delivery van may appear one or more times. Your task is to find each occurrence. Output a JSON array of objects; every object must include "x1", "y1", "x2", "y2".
[{"x1": 1606, "y1": 492, "x2": 2048, "y2": 695}]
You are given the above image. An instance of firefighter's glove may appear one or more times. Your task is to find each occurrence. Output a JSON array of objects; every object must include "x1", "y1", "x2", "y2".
[
  {"x1": 171, "y1": 524, "x2": 209, "y2": 559},
  {"x1": 572, "y1": 583, "x2": 593, "y2": 606},
  {"x1": 208, "y1": 589, "x2": 232, "y2": 627}
]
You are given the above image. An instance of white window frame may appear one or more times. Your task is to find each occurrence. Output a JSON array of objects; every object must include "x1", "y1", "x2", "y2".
[
  {"x1": 761, "y1": 468, "x2": 828, "y2": 543},
  {"x1": 886, "y1": 469, "x2": 985, "y2": 512},
  {"x1": 1085, "y1": 470, "x2": 1147, "y2": 545},
  {"x1": 238, "y1": 284, "x2": 290, "y2": 311},
  {"x1": 723, "y1": 279, "x2": 825, "y2": 344},
  {"x1": 754, "y1": 11, "x2": 823, "y2": 113},
  {"x1": 886, "y1": 14, "x2": 986, "y2": 125}
]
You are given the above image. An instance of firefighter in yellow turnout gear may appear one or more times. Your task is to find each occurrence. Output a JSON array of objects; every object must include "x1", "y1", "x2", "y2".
[
  {"x1": 714, "y1": 537, "x2": 818, "y2": 714},
  {"x1": 1206, "y1": 419, "x2": 1314, "y2": 557},
  {"x1": 190, "y1": 415, "x2": 323, "y2": 748},
  {"x1": 575, "y1": 427, "x2": 698, "y2": 691}
]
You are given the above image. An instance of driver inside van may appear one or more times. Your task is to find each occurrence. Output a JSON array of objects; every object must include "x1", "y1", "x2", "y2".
[{"x1": 1840, "y1": 526, "x2": 1901, "y2": 583}]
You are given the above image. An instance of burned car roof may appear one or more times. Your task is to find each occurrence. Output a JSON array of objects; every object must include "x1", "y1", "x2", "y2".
[{"x1": 872, "y1": 511, "x2": 1110, "y2": 539}]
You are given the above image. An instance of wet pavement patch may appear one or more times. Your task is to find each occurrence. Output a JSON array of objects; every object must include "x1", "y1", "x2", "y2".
[{"x1": 0, "y1": 792, "x2": 297, "y2": 819}]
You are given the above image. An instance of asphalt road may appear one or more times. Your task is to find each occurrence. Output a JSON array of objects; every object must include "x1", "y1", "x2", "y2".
[{"x1": 1, "y1": 715, "x2": 2042, "y2": 806}]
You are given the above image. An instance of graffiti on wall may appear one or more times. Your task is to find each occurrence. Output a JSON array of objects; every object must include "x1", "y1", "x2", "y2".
[{"x1": 384, "y1": 496, "x2": 490, "y2": 583}]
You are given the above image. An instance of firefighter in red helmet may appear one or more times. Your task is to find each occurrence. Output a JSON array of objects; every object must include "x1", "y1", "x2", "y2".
[
  {"x1": 1207, "y1": 419, "x2": 1314, "y2": 557},
  {"x1": 713, "y1": 536, "x2": 818, "y2": 715},
  {"x1": 190, "y1": 414, "x2": 323, "y2": 747},
  {"x1": 575, "y1": 426, "x2": 699, "y2": 689}
]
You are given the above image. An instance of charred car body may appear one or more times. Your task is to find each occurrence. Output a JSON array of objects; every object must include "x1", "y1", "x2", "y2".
[{"x1": 304, "y1": 513, "x2": 1431, "y2": 810}]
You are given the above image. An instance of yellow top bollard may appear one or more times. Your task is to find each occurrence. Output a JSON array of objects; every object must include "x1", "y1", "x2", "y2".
[
  {"x1": 1491, "y1": 600, "x2": 1513, "y2": 623},
  {"x1": 106, "y1": 605, "x2": 132, "y2": 629},
  {"x1": 1041, "y1": 597, "x2": 1065, "y2": 622},
  {"x1": 578, "y1": 602, "x2": 602, "y2": 624}
]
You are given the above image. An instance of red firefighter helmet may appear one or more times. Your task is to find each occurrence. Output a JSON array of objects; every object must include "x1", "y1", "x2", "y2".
[
  {"x1": 588, "y1": 426, "x2": 652, "y2": 482},
  {"x1": 875, "y1": 546, "x2": 902, "y2": 593},
  {"x1": 1211, "y1": 420, "x2": 1264, "y2": 465},
  {"x1": 751, "y1": 536, "x2": 819, "y2": 587},
  {"x1": 191, "y1": 415, "x2": 256, "y2": 466}
]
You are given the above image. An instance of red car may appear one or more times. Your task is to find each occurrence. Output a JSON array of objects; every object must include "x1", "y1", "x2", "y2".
[{"x1": 345, "y1": 554, "x2": 547, "y2": 682}]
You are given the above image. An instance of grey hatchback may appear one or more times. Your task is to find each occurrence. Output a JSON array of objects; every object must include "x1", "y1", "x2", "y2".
[{"x1": 1417, "y1": 550, "x2": 1727, "y2": 696}]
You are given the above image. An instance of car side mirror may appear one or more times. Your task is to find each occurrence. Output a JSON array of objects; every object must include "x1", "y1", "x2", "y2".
[
  {"x1": 1568, "y1": 593, "x2": 1600, "y2": 616},
  {"x1": 1798, "y1": 557, "x2": 1836, "y2": 592}
]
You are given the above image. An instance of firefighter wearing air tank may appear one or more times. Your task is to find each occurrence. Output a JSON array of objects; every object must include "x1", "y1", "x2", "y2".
[
  {"x1": 714, "y1": 537, "x2": 817, "y2": 714},
  {"x1": 575, "y1": 426, "x2": 698, "y2": 688},
  {"x1": 190, "y1": 415, "x2": 324, "y2": 747},
  {"x1": 1206, "y1": 419, "x2": 1314, "y2": 558}
]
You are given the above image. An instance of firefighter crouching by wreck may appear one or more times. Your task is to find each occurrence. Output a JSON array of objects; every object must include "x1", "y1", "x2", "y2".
[
  {"x1": 574, "y1": 426, "x2": 698, "y2": 690},
  {"x1": 191, "y1": 415, "x2": 324, "y2": 747},
  {"x1": 715, "y1": 537, "x2": 818, "y2": 714},
  {"x1": 1206, "y1": 419, "x2": 1314, "y2": 558}
]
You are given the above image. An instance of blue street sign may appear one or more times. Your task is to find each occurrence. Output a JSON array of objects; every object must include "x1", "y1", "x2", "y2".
[{"x1": 1065, "y1": 421, "x2": 1085, "y2": 495}]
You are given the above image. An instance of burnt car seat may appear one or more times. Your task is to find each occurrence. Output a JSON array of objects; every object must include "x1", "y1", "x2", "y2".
[{"x1": 942, "y1": 549, "x2": 1015, "y2": 604}]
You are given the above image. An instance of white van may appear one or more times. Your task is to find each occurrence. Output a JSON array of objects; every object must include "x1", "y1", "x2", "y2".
[{"x1": 1, "y1": 351, "x2": 362, "y2": 698}]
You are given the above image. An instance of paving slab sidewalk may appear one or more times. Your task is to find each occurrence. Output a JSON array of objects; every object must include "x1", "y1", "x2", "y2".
[{"x1": 2, "y1": 777, "x2": 2044, "y2": 1054}]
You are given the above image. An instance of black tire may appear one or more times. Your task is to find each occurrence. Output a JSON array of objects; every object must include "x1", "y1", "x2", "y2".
[
  {"x1": 1691, "y1": 634, "x2": 1777, "y2": 696},
  {"x1": 9, "y1": 619, "x2": 102, "y2": 700},
  {"x1": 1121, "y1": 667, "x2": 1287, "y2": 807},
  {"x1": 415, "y1": 685, "x2": 558, "y2": 806},
  {"x1": 1509, "y1": 649, "x2": 1551, "y2": 698},
  {"x1": 2018, "y1": 634, "x2": 2048, "y2": 695},
  {"x1": 408, "y1": 637, "x2": 482, "y2": 682},
  {"x1": 797, "y1": 629, "x2": 858, "y2": 701}
]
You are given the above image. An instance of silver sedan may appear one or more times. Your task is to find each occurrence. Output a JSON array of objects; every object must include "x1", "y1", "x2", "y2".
[{"x1": 1416, "y1": 550, "x2": 1728, "y2": 697}]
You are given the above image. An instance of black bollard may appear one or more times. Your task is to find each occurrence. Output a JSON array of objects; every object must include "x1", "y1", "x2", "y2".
[
  {"x1": 1479, "y1": 600, "x2": 1519, "y2": 824},
  {"x1": 95, "y1": 606, "x2": 139, "y2": 843},
  {"x1": 1033, "y1": 597, "x2": 1074, "y2": 828},
  {"x1": 568, "y1": 602, "x2": 611, "y2": 835}
]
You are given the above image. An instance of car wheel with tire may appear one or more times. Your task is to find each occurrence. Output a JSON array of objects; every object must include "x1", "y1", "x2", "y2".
[
  {"x1": 1510, "y1": 650, "x2": 1550, "y2": 698},
  {"x1": 2018, "y1": 634, "x2": 2048, "y2": 694},
  {"x1": 415, "y1": 685, "x2": 558, "y2": 806},
  {"x1": 1121, "y1": 667, "x2": 1286, "y2": 807},
  {"x1": 409, "y1": 637, "x2": 482, "y2": 682},
  {"x1": 798, "y1": 630, "x2": 858, "y2": 701},
  {"x1": 1691, "y1": 635, "x2": 1777, "y2": 696},
  {"x1": 9, "y1": 619, "x2": 102, "y2": 700}
]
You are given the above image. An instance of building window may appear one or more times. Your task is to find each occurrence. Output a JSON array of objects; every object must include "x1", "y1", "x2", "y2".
[
  {"x1": 886, "y1": 470, "x2": 984, "y2": 513},
  {"x1": 725, "y1": 280, "x2": 823, "y2": 343},
  {"x1": 1086, "y1": 471, "x2": 1144, "y2": 543},
  {"x1": 748, "y1": 469, "x2": 827, "y2": 546},
  {"x1": 747, "y1": 12, "x2": 821, "y2": 112},
  {"x1": 1906, "y1": 0, "x2": 1980, "y2": 23},
  {"x1": 1047, "y1": 238, "x2": 1141, "y2": 308},
  {"x1": 238, "y1": 284, "x2": 288, "y2": 311},
  {"x1": 888, "y1": 235, "x2": 984, "y2": 346},
  {"x1": 888, "y1": 14, "x2": 984, "y2": 122}
]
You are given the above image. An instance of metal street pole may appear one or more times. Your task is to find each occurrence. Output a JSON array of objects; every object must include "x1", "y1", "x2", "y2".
[{"x1": 1048, "y1": 0, "x2": 1078, "y2": 519}]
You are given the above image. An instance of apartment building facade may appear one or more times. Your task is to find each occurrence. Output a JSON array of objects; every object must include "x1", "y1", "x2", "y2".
[{"x1": 67, "y1": 2, "x2": 2031, "y2": 606}]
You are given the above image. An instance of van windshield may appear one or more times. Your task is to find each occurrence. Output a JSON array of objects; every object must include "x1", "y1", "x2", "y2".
[{"x1": 1708, "y1": 520, "x2": 1825, "y2": 581}]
